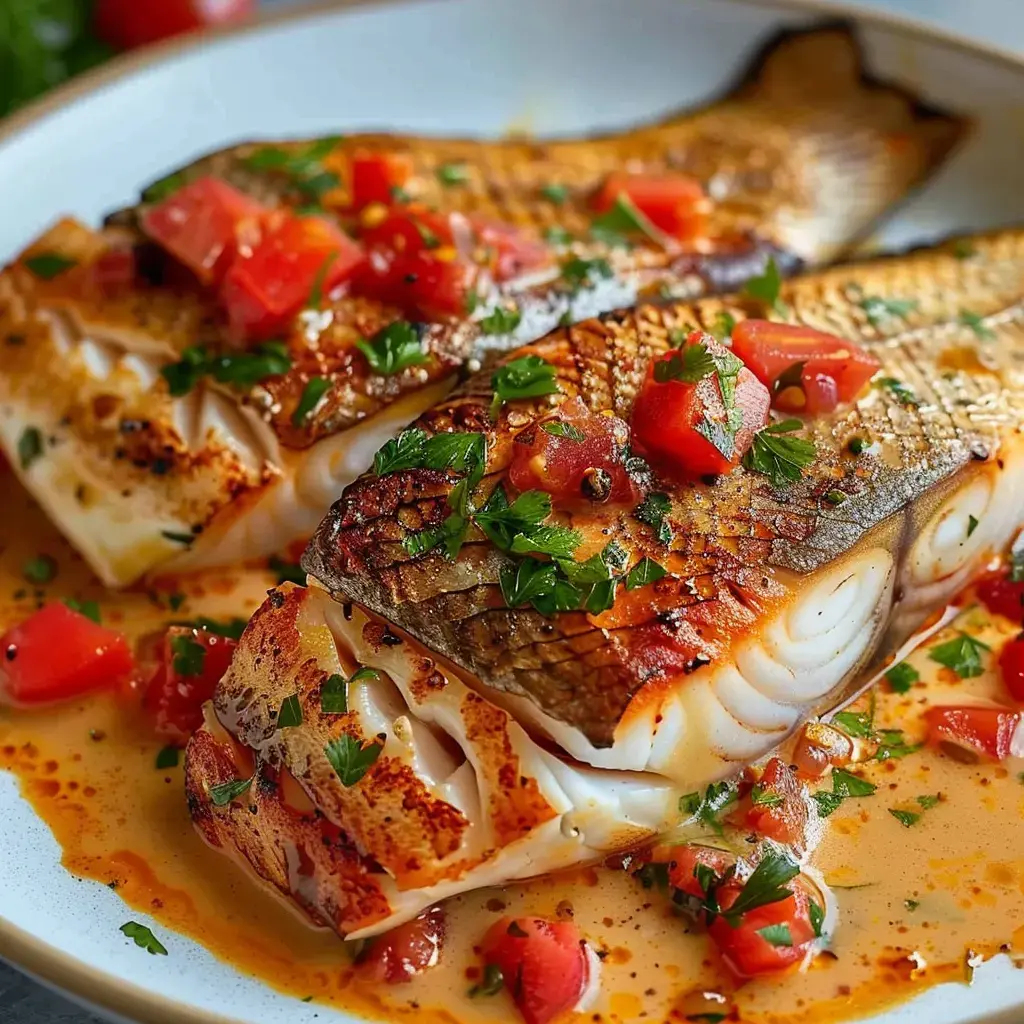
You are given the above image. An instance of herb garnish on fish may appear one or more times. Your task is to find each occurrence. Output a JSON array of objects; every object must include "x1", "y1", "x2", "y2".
[
  {"x1": 743, "y1": 419, "x2": 816, "y2": 487},
  {"x1": 355, "y1": 321, "x2": 429, "y2": 376},
  {"x1": 490, "y1": 354, "x2": 560, "y2": 418}
]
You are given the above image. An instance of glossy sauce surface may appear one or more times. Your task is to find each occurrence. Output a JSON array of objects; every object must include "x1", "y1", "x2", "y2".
[{"x1": 1, "y1": 469, "x2": 1023, "y2": 1024}]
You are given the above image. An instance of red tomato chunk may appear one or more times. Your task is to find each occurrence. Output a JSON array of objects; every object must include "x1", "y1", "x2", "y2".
[
  {"x1": 508, "y1": 398, "x2": 644, "y2": 506},
  {"x1": 740, "y1": 757, "x2": 809, "y2": 846},
  {"x1": 977, "y1": 572, "x2": 1024, "y2": 623},
  {"x1": 665, "y1": 846, "x2": 734, "y2": 899},
  {"x1": 359, "y1": 907, "x2": 446, "y2": 984},
  {"x1": 999, "y1": 636, "x2": 1024, "y2": 703},
  {"x1": 142, "y1": 176, "x2": 263, "y2": 286},
  {"x1": 144, "y1": 627, "x2": 238, "y2": 745},
  {"x1": 924, "y1": 705, "x2": 1020, "y2": 761},
  {"x1": 480, "y1": 916, "x2": 590, "y2": 1024},
  {"x1": 350, "y1": 151, "x2": 413, "y2": 209},
  {"x1": 0, "y1": 604, "x2": 133, "y2": 706},
  {"x1": 731, "y1": 319, "x2": 880, "y2": 414},
  {"x1": 631, "y1": 332, "x2": 770, "y2": 478},
  {"x1": 95, "y1": 0, "x2": 253, "y2": 49},
  {"x1": 593, "y1": 172, "x2": 709, "y2": 242}
]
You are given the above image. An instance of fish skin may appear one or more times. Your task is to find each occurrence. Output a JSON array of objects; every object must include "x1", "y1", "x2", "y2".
[
  {"x1": 0, "y1": 25, "x2": 964, "y2": 586},
  {"x1": 303, "y1": 229, "x2": 1024, "y2": 753}
]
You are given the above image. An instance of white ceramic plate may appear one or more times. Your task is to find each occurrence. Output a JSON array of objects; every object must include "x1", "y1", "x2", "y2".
[{"x1": 3, "y1": 1, "x2": 1024, "y2": 1021}]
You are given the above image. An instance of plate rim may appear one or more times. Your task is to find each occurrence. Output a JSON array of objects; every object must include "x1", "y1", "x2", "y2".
[{"x1": 2, "y1": 0, "x2": 1024, "y2": 1021}]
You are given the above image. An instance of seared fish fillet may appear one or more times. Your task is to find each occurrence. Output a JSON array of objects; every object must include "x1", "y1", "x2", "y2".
[
  {"x1": 0, "y1": 25, "x2": 962, "y2": 587},
  {"x1": 186, "y1": 231, "x2": 1024, "y2": 937}
]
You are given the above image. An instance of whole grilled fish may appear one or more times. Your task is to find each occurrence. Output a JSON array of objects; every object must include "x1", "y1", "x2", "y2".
[
  {"x1": 186, "y1": 230, "x2": 1024, "y2": 938},
  {"x1": 0, "y1": 25, "x2": 962, "y2": 588}
]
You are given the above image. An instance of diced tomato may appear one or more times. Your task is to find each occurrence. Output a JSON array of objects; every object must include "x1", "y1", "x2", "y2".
[
  {"x1": 999, "y1": 635, "x2": 1024, "y2": 703},
  {"x1": 351, "y1": 151, "x2": 413, "y2": 209},
  {"x1": 924, "y1": 705, "x2": 1021, "y2": 761},
  {"x1": 709, "y1": 882, "x2": 817, "y2": 977},
  {"x1": 89, "y1": 248, "x2": 137, "y2": 294},
  {"x1": 776, "y1": 367, "x2": 840, "y2": 416},
  {"x1": 359, "y1": 907, "x2": 446, "y2": 984},
  {"x1": 142, "y1": 176, "x2": 263, "y2": 285},
  {"x1": 0, "y1": 604, "x2": 134, "y2": 706},
  {"x1": 144, "y1": 627, "x2": 238, "y2": 744},
  {"x1": 358, "y1": 249, "x2": 473, "y2": 320},
  {"x1": 740, "y1": 757, "x2": 809, "y2": 846},
  {"x1": 480, "y1": 917, "x2": 590, "y2": 1024},
  {"x1": 508, "y1": 397, "x2": 645, "y2": 506},
  {"x1": 360, "y1": 210, "x2": 455, "y2": 255},
  {"x1": 473, "y1": 218, "x2": 553, "y2": 282},
  {"x1": 977, "y1": 573, "x2": 1024, "y2": 623},
  {"x1": 665, "y1": 846, "x2": 734, "y2": 899},
  {"x1": 631, "y1": 332, "x2": 770, "y2": 478},
  {"x1": 220, "y1": 212, "x2": 364, "y2": 339},
  {"x1": 95, "y1": 0, "x2": 253, "y2": 49},
  {"x1": 593, "y1": 172, "x2": 709, "y2": 242},
  {"x1": 731, "y1": 320, "x2": 880, "y2": 414}
]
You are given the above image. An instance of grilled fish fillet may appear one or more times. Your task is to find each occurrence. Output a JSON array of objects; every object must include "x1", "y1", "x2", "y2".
[
  {"x1": 186, "y1": 230, "x2": 1024, "y2": 937},
  {"x1": 0, "y1": 25, "x2": 962, "y2": 587}
]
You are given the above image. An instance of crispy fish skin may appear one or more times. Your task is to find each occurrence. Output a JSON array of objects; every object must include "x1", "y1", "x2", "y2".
[
  {"x1": 0, "y1": 25, "x2": 963, "y2": 587},
  {"x1": 304, "y1": 230, "x2": 1024, "y2": 773}
]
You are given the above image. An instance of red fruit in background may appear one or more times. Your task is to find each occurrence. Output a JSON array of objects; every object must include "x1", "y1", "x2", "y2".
[{"x1": 95, "y1": 0, "x2": 254, "y2": 50}]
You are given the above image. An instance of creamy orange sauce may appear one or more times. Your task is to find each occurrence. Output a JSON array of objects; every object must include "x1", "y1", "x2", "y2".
[{"x1": 2, "y1": 468, "x2": 1024, "y2": 1024}]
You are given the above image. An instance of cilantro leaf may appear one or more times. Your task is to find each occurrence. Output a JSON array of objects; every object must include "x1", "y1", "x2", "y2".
[
  {"x1": 756, "y1": 923, "x2": 793, "y2": 947},
  {"x1": 63, "y1": 597, "x2": 101, "y2": 623},
  {"x1": 591, "y1": 194, "x2": 663, "y2": 246},
  {"x1": 17, "y1": 426, "x2": 44, "y2": 470},
  {"x1": 751, "y1": 785, "x2": 784, "y2": 808},
  {"x1": 22, "y1": 554, "x2": 56, "y2": 584},
  {"x1": 634, "y1": 492, "x2": 672, "y2": 545},
  {"x1": 832, "y1": 708, "x2": 873, "y2": 738},
  {"x1": 960, "y1": 309, "x2": 995, "y2": 341},
  {"x1": 808, "y1": 899, "x2": 825, "y2": 938},
  {"x1": 679, "y1": 781, "x2": 736, "y2": 837},
  {"x1": 374, "y1": 428, "x2": 428, "y2": 475},
  {"x1": 25, "y1": 252, "x2": 77, "y2": 279},
  {"x1": 889, "y1": 809, "x2": 920, "y2": 828},
  {"x1": 876, "y1": 376, "x2": 920, "y2": 407},
  {"x1": 500, "y1": 558, "x2": 559, "y2": 608},
  {"x1": 508, "y1": 525, "x2": 582, "y2": 560},
  {"x1": 812, "y1": 767, "x2": 876, "y2": 817},
  {"x1": 541, "y1": 183, "x2": 569, "y2": 205},
  {"x1": 421, "y1": 432, "x2": 486, "y2": 473},
  {"x1": 885, "y1": 661, "x2": 919, "y2": 694},
  {"x1": 355, "y1": 321, "x2": 429, "y2": 375},
  {"x1": 120, "y1": 922, "x2": 168, "y2": 956},
  {"x1": 292, "y1": 376, "x2": 331, "y2": 427},
  {"x1": 277, "y1": 694, "x2": 303, "y2": 729},
  {"x1": 169, "y1": 635, "x2": 205, "y2": 678},
  {"x1": 490, "y1": 354, "x2": 560, "y2": 418},
  {"x1": 743, "y1": 419, "x2": 816, "y2": 488},
  {"x1": 859, "y1": 296, "x2": 918, "y2": 329},
  {"x1": 625, "y1": 557, "x2": 667, "y2": 590},
  {"x1": 479, "y1": 304, "x2": 522, "y2": 336},
  {"x1": 722, "y1": 848, "x2": 801, "y2": 924},
  {"x1": 474, "y1": 487, "x2": 552, "y2": 551},
  {"x1": 653, "y1": 341, "x2": 716, "y2": 384},
  {"x1": 561, "y1": 256, "x2": 613, "y2": 292},
  {"x1": 541, "y1": 421, "x2": 585, "y2": 442},
  {"x1": 742, "y1": 257, "x2": 787, "y2": 315},
  {"x1": 209, "y1": 775, "x2": 254, "y2": 806},
  {"x1": 208, "y1": 342, "x2": 292, "y2": 388},
  {"x1": 436, "y1": 163, "x2": 468, "y2": 186},
  {"x1": 155, "y1": 747, "x2": 179, "y2": 770},
  {"x1": 324, "y1": 735, "x2": 383, "y2": 787},
  {"x1": 928, "y1": 632, "x2": 989, "y2": 678}
]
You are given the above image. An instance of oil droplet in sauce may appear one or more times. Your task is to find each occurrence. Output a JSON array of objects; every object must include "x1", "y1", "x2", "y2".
[{"x1": 2, "y1": 473, "x2": 1024, "y2": 1023}]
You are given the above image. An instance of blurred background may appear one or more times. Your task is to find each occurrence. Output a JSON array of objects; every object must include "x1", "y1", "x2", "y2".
[{"x1": 1, "y1": 0, "x2": 1023, "y2": 123}]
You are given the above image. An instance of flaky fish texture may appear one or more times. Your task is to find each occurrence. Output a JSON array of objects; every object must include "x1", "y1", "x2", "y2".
[
  {"x1": 0, "y1": 25, "x2": 962, "y2": 587},
  {"x1": 304, "y1": 230, "x2": 1024, "y2": 784}
]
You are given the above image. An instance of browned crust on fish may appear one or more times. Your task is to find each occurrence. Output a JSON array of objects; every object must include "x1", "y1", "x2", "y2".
[{"x1": 304, "y1": 229, "x2": 1024, "y2": 746}]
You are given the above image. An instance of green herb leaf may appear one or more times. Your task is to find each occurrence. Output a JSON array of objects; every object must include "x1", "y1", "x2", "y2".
[
  {"x1": 17, "y1": 426, "x2": 44, "y2": 470},
  {"x1": 540, "y1": 183, "x2": 569, "y2": 205},
  {"x1": 832, "y1": 708, "x2": 874, "y2": 738},
  {"x1": 155, "y1": 747, "x2": 179, "y2": 770},
  {"x1": 904, "y1": 898, "x2": 920, "y2": 911},
  {"x1": 324, "y1": 735, "x2": 383, "y2": 787},
  {"x1": 1010, "y1": 551, "x2": 1024, "y2": 584},
  {"x1": 885, "y1": 661, "x2": 919, "y2": 694},
  {"x1": 374, "y1": 428, "x2": 428, "y2": 475},
  {"x1": 142, "y1": 172, "x2": 185, "y2": 203},
  {"x1": 509, "y1": 525, "x2": 583, "y2": 560},
  {"x1": 808, "y1": 899, "x2": 825, "y2": 938},
  {"x1": 278, "y1": 694, "x2": 303, "y2": 729},
  {"x1": 679, "y1": 781, "x2": 737, "y2": 837},
  {"x1": 710, "y1": 311, "x2": 736, "y2": 342},
  {"x1": 561, "y1": 255, "x2": 613, "y2": 292},
  {"x1": 847, "y1": 436, "x2": 868, "y2": 456},
  {"x1": 208, "y1": 341, "x2": 292, "y2": 388},
  {"x1": 191, "y1": 617, "x2": 247, "y2": 640},
  {"x1": 591, "y1": 194, "x2": 663, "y2": 246},
  {"x1": 307, "y1": 253, "x2": 337, "y2": 308},
  {"x1": 63, "y1": 597, "x2": 101, "y2": 623},
  {"x1": 160, "y1": 345, "x2": 208, "y2": 397},
  {"x1": 479, "y1": 304, "x2": 522, "y2": 336},
  {"x1": 742, "y1": 257, "x2": 787, "y2": 315},
  {"x1": 22, "y1": 554, "x2": 56, "y2": 584},
  {"x1": 25, "y1": 252, "x2": 77, "y2": 280},
  {"x1": 889, "y1": 808, "x2": 920, "y2": 828},
  {"x1": 751, "y1": 785, "x2": 784, "y2": 808},
  {"x1": 960, "y1": 309, "x2": 995, "y2": 341},
  {"x1": 161, "y1": 530, "x2": 195, "y2": 546},
  {"x1": 653, "y1": 341, "x2": 716, "y2": 384},
  {"x1": 874, "y1": 728, "x2": 921, "y2": 762},
  {"x1": 541, "y1": 421, "x2": 586, "y2": 442},
  {"x1": 722, "y1": 848, "x2": 801, "y2": 924},
  {"x1": 209, "y1": 775, "x2": 254, "y2": 806},
  {"x1": 952, "y1": 240, "x2": 977, "y2": 260},
  {"x1": 422, "y1": 432, "x2": 486, "y2": 473},
  {"x1": 743, "y1": 419, "x2": 816, "y2": 488},
  {"x1": 292, "y1": 376, "x2": 332, "y2": 427},
  {"x1": 812, "y1": 767, "x2": 876, "y2": 817},
  {"x1": 355, "y1": 321, "x2": 429, "y2": 375},
  {"x1": 469, "y1": 963, "x2": 505, "y2": 998},
  {"x1": 120, "y1": 922, "x2": 168, "y2": 956},
  {"x1": 170, "y1": 635, "x2": 206, "y2": 678},
  {"x1": 928, "y1": 632, "x2": 990, "y2": 678},
  {"x1": 876, "y1": 376, "x2": 920, "y2": 407},
  {"x1": 436, "y1": 162, "x2": 468, "y2": 186},
  {"x1": 545, "y1": 226, "x2": 573, "y2": 246},
  {"x1": 634, "y1": 492, "x2": 672, "y2": 545},
  {"x1": 490, "y1": 354, "x2": 560, "y2": 418},
  {"x1": 756, "y1": 923, "x2": 793, "y2": 947},
  {"x1": 860, "y1": 296, "x2": 918, "y2": 329},
  {"x1": 500, "y1": 558, "x2": 559, "y2": 608},
  {"x1": 321, "y1": 674, "x2": 349, "y2": 715},
  {"x1": 916, "y1": 794, "x2": 940, "y2": 809},
  {"x1": 967, "y1": 514, "x2": 979, "y2": 537},
  {"x1": 625, "y1": 557, "x2": 667, "y2": 591}
]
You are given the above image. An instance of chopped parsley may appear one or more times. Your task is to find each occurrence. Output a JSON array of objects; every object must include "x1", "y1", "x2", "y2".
[
  {"x1": 809, "y1": 899, "x2": 825, "y2": 938},
  {"x1": 967, "y1": 514, "x2": 979, "y2": 537},
  {"x1": 952, "y1": 239, "x2": 977, "y2": 260},
  {"x1": 120, "y1": 922, "x2": 168, "y2": 956},
  {"x1": 960, "y1": 309, "x2": 995, "y2": 341},
  {"x1": 904, "y1": 898, "x2": 921, "y2": 911},
  {"x1": 372, "y1": 428, "x2": 486, "y2": 477},
  {"x1": 679, "y1": 781, "x2": 737, "y2": 837},
  {"x1": 885, "y1": 661, "x2": 919, "y2": 694},
  {"x1": 859, "y1": 296, "x2": 918, "y2": 329},
  {"x1": 591, "y1": 194, "x2": 662, "y2": 246},
  {"x1": 634, "y1": 492, "x2": 672, "y2": 545},
  {"x1": 917, "y1": 794, "x2": 940, "y2": 809},
  {"x1": 142, "y1": 172, "x2": 185, "y2": 203},
  {"x1": 292, "y1": 376, "x2": 332, "y2": 427},
  {"x1": 24, "y1": 252, "x2": 76, "y2": 280},
  {"x1": 22, "y1": 554, "x2": 56, "y2": 584},
  {"x1": 436, "y1": 162, "x2": 468, "y2": 186},
  {"x1": 928, "y1": 632, "x2": 989, "y2": 678},
  {"x1": 324, "y1": 735, "x2": 383, "y2": 787},
  {"x1": 209, "y1": 775, "x2": 254, "y2": 806},
  {"x1": 500, "y1": 558, "x2": 560, "y2": 609},
  {"x1": 875, "y1": 376, "x2": 920, "y2": 407},
  {"x1": 490, "y1": 354, "x2": 560, "y2": 418},
  {"x1": 277, "y1": 693, "x2": 303, "y2": 729},
  {"x1": 161, "y1": 530, "x2": 195, "y2": 546},
  {"x1": 17, "y1": 426, "x2": 44, "y2": 470},
  {"x1": 710, "y1": 311, "x2": 736, "y2": 341},
  {"x1": 479, "y1": 304, "x2": 522, "y2": 336},
  {"x1": 756, "y1": 923, "x2": 793, "y2": 947},
  {"x1": 321, "y1": 667, "x2": 378, "y2": 715},
  {"x1": 561, "y1": 255, "x2": 613, "y2": 292},
  {"x1": 743, "y1": 419, "x2": 816, "y2": 488},
  {"x1": 625, "y1": 557, "x2": 667, "y2": 590},
  {"x1": 889, "y1": 808, "x2": 920, "y2": 828},
  {"x1": 162, "y1": 343, "x2": 291, "y2": 396},
  {"x1": 1011, "y1": 550, "x2": 1024, "y2": 583},
  {"x1": 824, "y1": 489, "x2": 846, "y2": 505},
  {"x1": 155, "y1": 747, "x2": 179, "y2": 770},
  {"x1": 63, "y1": 597, "x2": 101, "y2": 623},
  {"x1": 541, "y1": 420, "x2": 585, "y2": 442},
  {"x1": 751, "y1": 785, "x2": 784, "y2": 808},
  {"x1": 812, "y1": 768, "x2": 876, "y2": 818},
  {"x1": 847, "y1": 436, "x2": 868, "y2": 456},
  {"x1": 191, "y1": 617, "x2": 247, "y2": 640},
  {"x1": 170, "y1": 634, "x2": 206, "y2": 677},
  {"x1": 653, "y1": 341, "x2": 716, "y2": 384},
  {"x1": 540, "y1": 183, "x2": 569, "y2": 205},
  {"x1": 742, "y1": 257, "x2": 787, "y2": 315},
  {"x1": 544, "y1": 225, "x2": 573, "y2": 246},
  {"x1": 374, "y1": 428, "x2": 428, "y2": 474},
  {"x1": 242, "y1": 137, "x2": 342, "y2": 201},
  {"x1": 712, "y1": 848, "x2": 801, "y2": 926},
  {"x1": 355, "y1": 321, "x2": 429, "y2": 375},
  {"x1": 469, "y1": 963, "x2": 505, "y2": 998}
]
